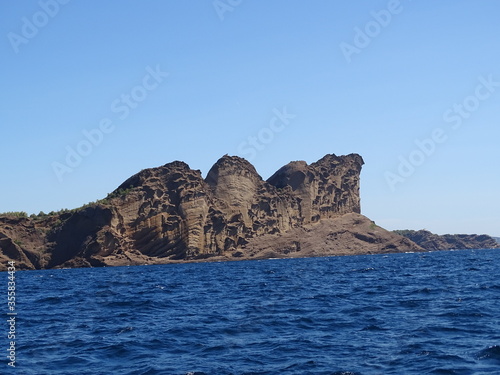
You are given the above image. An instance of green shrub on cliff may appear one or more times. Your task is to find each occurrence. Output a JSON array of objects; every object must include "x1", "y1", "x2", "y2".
[
  {"x1": 0, "y1": 211, "x2": 28, "y2": 218},
  {"x1": 106, "y1": 186, "x2": 134, "y2": 200}
]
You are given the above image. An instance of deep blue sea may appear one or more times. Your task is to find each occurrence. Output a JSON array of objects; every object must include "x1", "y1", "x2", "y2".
[{"x1": 4, "y1": 249, "x2": 500, "y2": 374}]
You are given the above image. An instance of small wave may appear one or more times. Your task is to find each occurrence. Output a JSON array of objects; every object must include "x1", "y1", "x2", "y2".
[
  {"x1": 35, "y1": 296, "x2": 62, "y2": 304},
  {"x1": 429, "y1": 369, "x2": 467, "y2": 375},
  {"x1": 480, "y1": 284, "x2": 500, "y2": 290},
  {"x1": 117, "y1": 326, "x2": 134, "y2": 334},
  {"x1": 283, "y1": 360, "x2": 318, "y2": 371},
  {"x1": 474, "y1": 345, "x2": 500, "y2": 361},
  {"x1": 64, "y1": 355, "x2": 92, "y2": 366},
  {"x1": 414, "y1": 287, "x2": 433, "y2": 294},
  {"x1": 361, "y1": 324, "x2": 387, "y2": 331},
  {"x1": 350, "y1": 267, "x2": 375, "y2": 273}
]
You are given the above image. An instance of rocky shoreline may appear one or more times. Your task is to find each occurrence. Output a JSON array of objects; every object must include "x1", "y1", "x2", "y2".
[{"x1": 393, "y1": 230, "x2": 500, "y2": 251}]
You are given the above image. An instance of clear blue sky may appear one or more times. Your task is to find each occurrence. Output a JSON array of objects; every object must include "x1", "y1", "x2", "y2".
[{"x1": 1, "y1": 0, "x2": 499, "y2": 236}]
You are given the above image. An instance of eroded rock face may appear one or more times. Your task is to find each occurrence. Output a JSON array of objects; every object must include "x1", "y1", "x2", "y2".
[
  {"x1": 108, "y1": 153, "x2": 364, "y2": 261},
  {"x1": 267, "y1": 153, "x2": 363, "y2": 221},
  {"x1": 0, "y1": 153, "x2": 424, "y2": 270}
]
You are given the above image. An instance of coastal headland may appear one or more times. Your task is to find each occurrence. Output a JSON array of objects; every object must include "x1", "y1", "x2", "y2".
[{"x1": 0, "y1": 154, "x2": 497, "y2": 271}]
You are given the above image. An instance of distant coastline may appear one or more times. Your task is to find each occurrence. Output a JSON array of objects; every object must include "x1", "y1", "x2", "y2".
[{"x1": 393, "y1": 230, "x2": 500, "y2": 252}]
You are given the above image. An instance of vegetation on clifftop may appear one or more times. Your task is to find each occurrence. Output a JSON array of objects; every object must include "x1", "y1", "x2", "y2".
[{"x1": 0, "y1": 186, "x2": 135, "y2": 221}]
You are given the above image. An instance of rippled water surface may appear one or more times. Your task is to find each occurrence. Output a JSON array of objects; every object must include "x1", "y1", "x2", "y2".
[{"x1": 8, "y1": 249, "x2": 500, "y2": 374}]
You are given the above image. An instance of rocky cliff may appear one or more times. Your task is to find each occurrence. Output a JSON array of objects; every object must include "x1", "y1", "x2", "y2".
[
  {"x1": 0, "y1": 154, "x2": 423, "y2": 271},
  {"x1": 393, "y1": 230, "x2": 500, "y2": 251}
]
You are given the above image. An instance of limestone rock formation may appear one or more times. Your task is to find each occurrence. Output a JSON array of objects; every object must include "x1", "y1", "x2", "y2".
[
  {"x1": 0, "y1": 153, "x2": 423, "y2": 271},
  {"x1": 267, "y1": 153, "x2": 364, "y2": 220}
]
